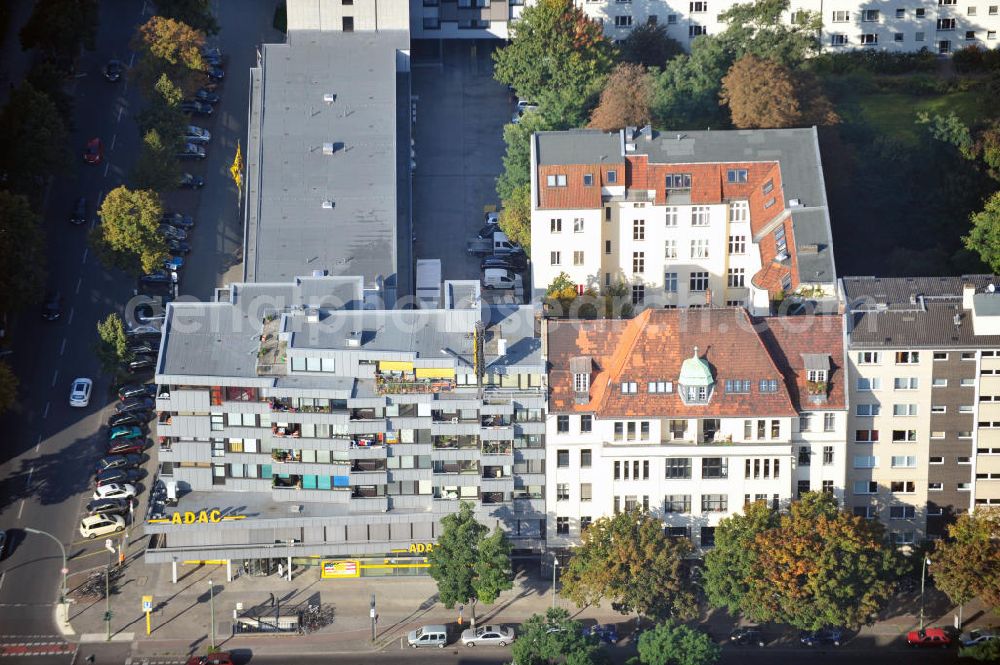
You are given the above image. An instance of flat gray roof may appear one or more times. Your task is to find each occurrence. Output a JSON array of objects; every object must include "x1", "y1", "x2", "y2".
[
  {"x1": 535, "y1": 129, "x2": 622, "y2": 166},
  {"x1": 244, "y1": 30, "x2": 410, "y2": 298}
]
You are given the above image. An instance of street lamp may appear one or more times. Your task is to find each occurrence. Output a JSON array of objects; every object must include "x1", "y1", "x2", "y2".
[
  {"x1": 24, "y1": 528, "x2": 69, "y2": 621},
  {"x1": 208, "y1": 580, "x2": 216, "y2": 650},
  {"x1": 551, "y1": 554, "x2": 559, "y2": 609},
  {"x1": 919, "y1": 557, "x2": 932, "y2": 630}
]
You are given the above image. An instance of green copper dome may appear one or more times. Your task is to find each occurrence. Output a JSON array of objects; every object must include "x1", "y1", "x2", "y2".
[{"x1": 679, "y1": 347, "x2": 713, "y2": 387}]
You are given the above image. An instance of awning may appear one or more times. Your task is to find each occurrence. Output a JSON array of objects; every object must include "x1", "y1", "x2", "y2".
[
  {"x1": 415, "y1": 368, "x2": 455, "y2": 379},
  {"x1": 379, "y1": 361, "x2": 414, "y2": 372}
]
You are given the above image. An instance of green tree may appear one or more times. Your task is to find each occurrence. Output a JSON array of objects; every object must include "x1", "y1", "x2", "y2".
[
  {"x1": 427, "y1": 501, "x2": 513, "y2": 628},
  {"x1": 560, "y1": 509, "x2": 697, "y2": 621},
  {"x1": 932, "y1": 509, "x2": 1000, "y2": 617},
  {"x1": 154, "y1": 0, "x2": 220, "y2": 35},
  {"x1": 715, "y1": 0, "x2": 820, "y2": 67},
  {"x1": 0, "y1": 361, "x2": 18, "y2": 415},
  {"x1": 703, "y1": 500, "x2": 780, "y2": 615},
  {"x1": 133, "y1": 128, "x2": 181, "y2": 192},
  {"x1": 965, "y1": 191, "x2": 1000, "y2": 272},
  {"x1": 744, "y1": 492, "x2": 902, "y2": 630},
  {"x1": 917, "y1": 112, "x2": 976, "y2": 161},
  {"x1": 589, "y1": 63, "x2": 653, "y2": 132},
  {"x1": 619, "y1": 22, "x2": 683, "y2": 69},
  {"x1": 497, "y1": 111, "x2": 553, "y2": 203},
  {"x1": 510, "y1": 608, "x2": 608, "y2": 665},
  {"x1": 0, "y1": 191, "x2": 47, "y2": 315},
  {"x1": 493, "y1": 0, "x2": 614, "y2": 127},
  {"x1": 96, "y1": 186, "x2": 167, "y2": 274},
  {"x1": 95, "y1": 313, "x2": 132, "y2": 376},
  {"x1": 138, "y1": 74, "x2": 187, "y2": 149},
  {"x1": 0, "y1": 82, "x2": 70, "y2": 197},
  {"x1": 649, "y1": 37, "x2": 731, "y2": 130},
  {"x1": 132, "y1": 16, "x2": 206, "y2": 92},
  {"x1": 636, "y1": 621, "x2": 721, "y2": 665},
  {"x1": 960, "y1": 639, "x2": 1000, "y2": 661},
  {"x1": 499, "y1": 182, "x2": 532, "y2": 251},
  {"x1": 19, "y1": 0, "x2": 98, "y2": 68}
]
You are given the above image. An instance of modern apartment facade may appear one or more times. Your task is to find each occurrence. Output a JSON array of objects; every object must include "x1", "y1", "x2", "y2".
[
  {"x1": 843, "y1": 276, "x2": 1000, "y2": 544},
  {"x1": 147, "y1": 275, "x2": 547, "y2": 574},
  {"x1": 544, "y1": 307, "x2": 846, "y2": 550},
  {"x1": 530, "y1": 127, "x2": 837, "y2": 316}
]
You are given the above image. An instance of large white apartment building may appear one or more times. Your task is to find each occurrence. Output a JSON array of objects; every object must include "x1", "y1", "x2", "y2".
[
  {"x1": 529, "y1": 127, "x2": 838, "y2": 315},
  {"x1": 544, "y1": 307, "x2": 847, "y2": 550}
]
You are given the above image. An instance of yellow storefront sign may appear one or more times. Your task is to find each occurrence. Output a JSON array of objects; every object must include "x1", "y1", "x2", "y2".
[
  {"x1": 321, "y1": 560, "x2": 361, "y2": 578},
  {"x1": 414, "y1": 368, "x2": 455, "y2": 379},
  {"x1": 148, "y1": 510, "x2": 247, "y2": 525},
  {"x1": 379, "y1": 360, "x2": 414, "y2": 372}
]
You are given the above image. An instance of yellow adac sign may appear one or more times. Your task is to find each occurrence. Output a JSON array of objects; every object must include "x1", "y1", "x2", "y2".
[
  {"x1": 390, "y1": 542, "x2": 435, "y2": 554},
  {"x1": 148, "y1": 510, "x2": 247, "y2": 525}
]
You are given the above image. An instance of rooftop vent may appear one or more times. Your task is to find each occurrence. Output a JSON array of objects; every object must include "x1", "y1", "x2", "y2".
[
  {"x1": 346, "y1": 330, "x2": 362, "y2": 347},
  {"x1": 321, "y1": 200, "x2": 334, "y2": 209},
  {"x1": 312, "y1": 269, "x2": 327, "y2": 277},
  {"x1": 789, "y1": 198, "x2": 802, "y2": 207},
  {"x1": 289, "y1": 504, "x2": 303, "y2": 513},
  {"x1": 323, "y1": 93, "x2": 336, "y2": 104},
  {"x1": 625, "y1": 142, "x2": 636, "y2": 152},
  {"x1": 305, "y1": 307, "x2": 320, "y2": 323},
  {"x1": 322, "y1": 142, "x2": 335, "y2": 155}
]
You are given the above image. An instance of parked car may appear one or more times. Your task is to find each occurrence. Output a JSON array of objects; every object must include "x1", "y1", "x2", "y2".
[
  {"x1": 907, "y1": 627, "x2": 951, "y2": 648},
  {"x1": 107, "y1": 412, "x2": 150, "y2": 430},
  {"x1": 162, "y1": 212, "x2": 195, "y2": 229},
  {"x1": 79, "y1": 514, "x2": 125, "y2": 538},
  {"x1": 158, "y1": 225, "x2": 188, "y2": 241},
  {"x1": 128, "y1": 341, "x2": 160, "y2": 355},
  {"x1": 70, "y1": 197, "x2": 88, "y2": 225},
  {"x1": 95, "y1": 467, "x2": 144, "y2": 487},
  {"x1": 117, "y1": 396, "x2": 155, "y2": 413},
  {"x1": 140, "y1": 270, "x2": 177, "y2": 285},
  {"x1": 177, "y1": 143, "x2": 207, "y2": 160},
  {"x1": 86, "y1": 497, "x2": 130, "y2": 516},
  {"x1": 167, "y1": 239, "x2": 192, "y2": 255},
  {"x1": 106, "y1": 440, "x2": 148, "y2": 456},
  {"x1": 461, "y1": 624, "x2": 515, "y2": 647},
  {"x1": 185, "y1": 125, "x2": 211, "y2": 144},
  {"x1": 108, "y1": 426, "x2": 144, "y2": 441},
  {"x1": 511, "y1": 104, "x2": 538, "y2": 124},
  {"x1": 407, "y1": 624, "x2": 448, "y2": 648},
  {"x1": 185, "y1": 652, "x2": 233, "y2": 665},
  {"x1": 515, "y1": 98, "x2": 537, "y2": 111},
  {"x1": 178, "y1": 173, "x2": 205, "y2": 189},
  {"x1": 960, "y1": 629, "x2": 998, "y2": 647},
  {"x1": 118, "y1": 383, "x2": 156, "y2": 401},
  {"x1": 585, "y1": 624, "x2": 619, "y2": 645},
  {"x1": 181, "y1": 100, "x2": 213, "y2": 116},
  {"x1": 800, "y1": 629, "x2": 843, "y2": 647},
  {"x1": 95, "y1": 454, "x2": 144, "y2": 473},
  {"x1": 481, "y1": 254, "x2": 527, "y2": 273},
  {"x1": 194, "y1": 88, "x2": 220, "y2": 104},
  {"x1": 92, "y1": 483, "x2": 137, "y2": 500},
  {"x1": 206, "y1": 65, "x2": 224, "y2": 80},
  {"x1": 69, "y1": 378, "x2": 93, "y2": 407},
  {"x1": 128, "y1": 324, "x2": 163, "y2": 336},
  {"x1": 163, "y1": 256, "x2": 185, "y2": 273},
  {"x1": 84, "y1": 137, "x2": 103, "y2": 164},
  {"x1": 482, "y1": 268, "x2": 521, "y2": 290},
  {"x1": 41, "y1": 291, "x2": 62, "y2": 321},
  {"x1": 103, "y1": 59, "x2": 124, "y2": 82},
  {"x1": 201, "y1": 46, "x2": 224, "y2": 65},
  {"x1": 127, "y1": 356, "x2": 157, "y2": 374},
  {"x1": 730, "y1": 627, "x2": 766, "y2": 647},
  {"x1": 484, "y1": 210, "x2": 500, "y2": 226}
]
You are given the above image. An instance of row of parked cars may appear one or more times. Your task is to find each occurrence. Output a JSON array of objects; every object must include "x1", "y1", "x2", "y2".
[
  {"x1": 729, "y1": 625, "x2": 998, "y2": 649},
  {"x1": 78, "y1": 383, "x2": 157, "y2": 538},
  {"x1": 468, "y1": 211, "x2": 529, "y2": 292}
]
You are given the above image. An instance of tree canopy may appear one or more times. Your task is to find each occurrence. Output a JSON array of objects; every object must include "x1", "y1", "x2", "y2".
[
  {"x1": 133, "y1": 128, "x2": 181, "y2": 192},
  {"x1": 589, "y1": 63, "x2": 653, "y2": 132},
  {"x1": 560, "y1": 509, "x2": 697, "y2": 620},
  {"x1": 721, "y1": 54, "x2": 838, "y2": 129},
  {"x1": 96, "y1": 186, "x2": 167, "y2": 274},
  {"x1": 509, "y1": 608, "x2": 609, "y2": 665},
  {"x1": 743, "y1": 492, "x2": 902, "y2": 630},
  {"x1": 499, "y1": 182, "x2": 531, "y2": 251},
  {"x1": 965, "y1": 190, "x2": 1000, "y2": 272},
  {"x1": 636, "y1": 621, "x2": 721, "y2": 665},
  {"x1": 932, "y1": 508, "x2": 1000, "y2": 613},
  {"x1": 132, "y1": 16, "x2": 206, "y2": 92},
  {"x1": 0, "y1": 82, "x2": 70, "y2": 197},
  {"x1": 619, "y1": 22, "x2": 684, "y2": 69},
  {"x1": 95, "y1": 313, "x2": 132, "y2": 376},
  {"x1": 497, "y1": 111, "x2": 553, "y2": 203},
  {"x1": 426, "y1": 501, "x2": 513, "y2": 627},
  {"x1": 703, "y1": 500, "x2": 780, "y2": 615},
  {"x1": 0, "y1": 191, "x2": 47, "y2": 315},
  {"x1": 19, "y1": 0, "x2": 98, "y2": 68},
  {"x1": 649, "y1": 38, "x2": 731, "y2": 130},
  {"x1": 715, "y1": 0, "x2": 820, "y2": 67}
]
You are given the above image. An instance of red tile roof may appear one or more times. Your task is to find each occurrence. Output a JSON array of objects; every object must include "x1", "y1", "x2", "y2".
[
  {"x1": 547, "y1": 308, "x2": 829, "y2": 418},
  {"x1": 756, "y1": 315, "x2": 846, "y2": 411}
]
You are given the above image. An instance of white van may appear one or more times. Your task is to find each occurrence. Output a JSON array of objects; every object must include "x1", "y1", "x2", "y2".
[
  {"x1": 482, "y1": 268, "x2": 520, "y2": 290},
  {"x1": 407, "y1": 624, "x2": 448, "y2": 648}
]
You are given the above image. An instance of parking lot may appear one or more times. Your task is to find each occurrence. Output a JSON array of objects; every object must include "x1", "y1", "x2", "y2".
[{"x1": 411, "y1": 40, "x2": 512, "y2": 288}]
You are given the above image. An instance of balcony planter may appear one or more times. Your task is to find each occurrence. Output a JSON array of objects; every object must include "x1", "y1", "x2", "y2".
[{"x1": 807, "y1": 380, "x2": 828, "y2": 404}]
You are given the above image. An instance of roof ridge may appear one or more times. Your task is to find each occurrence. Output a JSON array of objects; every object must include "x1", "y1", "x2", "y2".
[
  {"x1": 743, "y1": 310, "x2": 797, "y2": 414},
  {"x1": 595, "y1": 309, "x2": 653, "y2": 412}
]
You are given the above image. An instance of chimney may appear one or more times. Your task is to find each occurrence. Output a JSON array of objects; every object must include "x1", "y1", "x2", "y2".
[
  {"x1": 962, "y1": 283, "x2": 975, "y2": 310},
  {"x1": 642, "y1": 124, "x2": 653, "y2": 141}
]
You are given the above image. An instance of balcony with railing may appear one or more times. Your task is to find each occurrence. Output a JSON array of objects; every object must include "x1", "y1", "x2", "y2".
[
  {"x1": 375, "y1": 370, "x2": 455, "y2": 395},
  {"x1": 481, "y1": 491, "x2": 510, "y2": 504},
  {"x1": 350, "y1": 408, "x2": 381, "y2": 421},
  {"x1": 481, "y1": 415, "x2": 511, "y2": 428},
  {"x1": 432, "y1": 410, "x2": 479, "y2": 423},
  {"x1": 433, "y1": 460, "x2": 480, "y2": 475},
  {"x1": 433, "y1": 486, "x2": 480, "y2": 501},
  {"x1": 269, "y1": 397, "x2": 344, "y2": 414},
  {"x1": 433, "y1": 435, "x2": 479, "y2": 450},
  {"x1": 482, "y1": 465, "x2": 511, "y2": 479},
  {"x1": 271, "y1": 423, "x2": 302, "y2": 438},
  {"x1": 272, "y1": 474, "x2": 301, "y2": 489},
  {"x1": 481, "y1": 441, "x2": 513, "y2": 455}
]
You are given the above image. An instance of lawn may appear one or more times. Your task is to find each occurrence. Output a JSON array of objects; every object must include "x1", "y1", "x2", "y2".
[{"x1": 853, "y1": 87, "x2": 987, "y2": 146}]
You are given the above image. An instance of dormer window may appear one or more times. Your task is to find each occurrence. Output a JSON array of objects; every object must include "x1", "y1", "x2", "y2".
[
  {"x1": 574, "y1": 373, "x2": 590, "y2": 393},
  {"x1": 807, "y1": 369, "x2": 827, "y2": 383},
  {"x1": 570, "y1": 356, "x2": 593, "y2": 395},
  {"x1": 685, "y1": 385, "x2": 709, "y2": 402},
  {"x1": 678, "y1": 346, "x2": 714, "y2": 405}
]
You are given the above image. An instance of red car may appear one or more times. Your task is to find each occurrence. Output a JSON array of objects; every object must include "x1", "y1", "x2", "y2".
[
  {"x1": 84, "y1": 137, "x2": 103, "y2": 164},
  {"x1": 185, "y1": 653, "x2": 232, "y2": 665},
  {"x1": 106, "y1": 440, "x2": 145, "y2": 456},
  {"x1": 906, "y1": 627, "x2": 951, "y2": 648}
]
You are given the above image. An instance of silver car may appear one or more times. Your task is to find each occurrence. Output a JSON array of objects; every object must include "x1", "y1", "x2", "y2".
[
  {"x1": 960, "y1": 629, "x2": 997, "y2": 647},
  {"x1": 460, "y1": 624, "x2": 515, "y2": 647}
]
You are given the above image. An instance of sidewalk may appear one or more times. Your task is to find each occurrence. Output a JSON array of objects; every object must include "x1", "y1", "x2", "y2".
[{"x1": 64, "y1": 542, "x2": 1000, "y2": 661}]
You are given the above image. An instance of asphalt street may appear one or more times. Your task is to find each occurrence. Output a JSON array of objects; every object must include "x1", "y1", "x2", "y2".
[{"x1": 0, "y1": 0, "x2": 281, "y2": 644}]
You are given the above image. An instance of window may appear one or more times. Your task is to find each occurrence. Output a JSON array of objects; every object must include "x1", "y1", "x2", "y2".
[
  {"x1": 830, "y1": 33, "x2": 848, "y2": 45},
  {"x1": 896, "y1": 8, "x2": 905, "y2": 17},
  {"x1": 856, "y1": 404, "x2": 881, "y2": 416},
  {"x1": 690, "y1": 272, "x2": 709, "y2": 291},
  {"x1": 855, "y1": 429, "x2": 879, "y2": 442},
  {"x1": 572, "y1": 251, "x2": 585, "y2": 266},
  {"x1": 664, "y1": 272, "x2": 678, "y2": 293},
  {"x1": 550, "y1": 218, "x2": 562, "y2": 233},
  {"x1": 822, "y1": 480, "x2": 834, "y2": 494},
  {"x1": 759, "y1": 379, "x2": 778, "y2": 393},
  {"x1": 857, "y1": 377, "x2": 881, "y2": 391},
  {"x1": 581, "y1": 417, "x2": 592, "y2": 434},
  {"x1": 857, "y1": 352, "x2": 881, "y2": 365},
  {"x1": 854, "y1": 455, "x2": 878, "y2": 469},
  {"x1": 894, "y1": 32, "x2": 905, "y2": 42},
  {"x1": 725, "y1": 380, "x2": 751, "y2": 394},
  {"x1": 929, "y1": 455, "x2": 944, "y2": 464},
  {"x1": 832, "y1": 10, "x2": 850, "y2": 21},
  {"x1": 729, "y1": 201, "x2": 749, "y2": 222},
  {"x1": 633, "y1": 252, "x2": 645, "y2": 274},
  {"x1": 648, "y1": 381, "x2": 672, "y2": 393},
  {"x1": 799, "y1": 413, "x2": 812, "y2": 432},
  {"x1": 892, "y1": 429, "x2": 917, "y2": 442},
  {"x1": 823, "y1": 446, "x2": 834, "y2": 465},
  {"x1": 606, "y1": 170, "x2": 619, "y2": 185},
  {"x1": 665, "y1": 457, "x2": 692, "y2": 479},
  {"x1": 965, "y1": 30, "x2": 977, "y2": 40},
  {"x1": 571, "y1": 217, "x2": 585, "y2": 234},
  {"x1": 578, "y1": 448, "x2": 593, "y2": 470},
  {"x1": 574, "y1": 372, "x2": 590, "y2": 393},
  {"x1": 862, "y1": 9, "x2": 879, "y2": 20},
  {"x1": 664, "y1": 239, "x2": 678, "y2": 259},
  {"x1": 992, "y1": 5, "x2": 998, "y2": 14},
  {"x1": 893, "y1": 404, "x2": 918, "y2": 416},
  {"x1": 665, "y1": 207, "x2": 678, "y2": 227},
  {"x1": 958, "y1": 456, "x2": 972, "y2": 464},
  {"x1": 891, "y1": 481, "x2": 916, "y2": 493},
  {"x1": 557, "y1": 417, "x2": 569, "y2": 434},
  {"x1": 854, "y1": 506, "x2": 877, "y2": 519},
  {"x1": 702, "y1": 457, "x2": 728, "y2": 479},
  {"x1": 605, "y1": 240, "x2": 612, "y2": 255},
  {"x1": 691, "y1": 206, "x2": 710, "y2": 227},
  {"x1": 701, "y1": 494, "x2": 728, "y2": 512},
  {"x1": 582, "y1": 173, "x2": 594, "y2": 187},
  {"x1": 556, "y1": 517, "x2": 569, "y2": 535},
  {"x1": 773, "y1": 225, "x2": 787, "y2": 256},
  {"x1": 614, "y1": 423, "x2": 624, "y2": 442},
  {"x1": 929, "y1": 482, "x2": 943, "y2": 491},
  {"x1": 690, "y1": 0, "x2": 707, "y2": 10},
  {"x1": 990, "y1": 30, "x2": 997, "y2": 39},
  {"x1": 823, "y1": 413, "x2": 836, "y2": 432},
  {"x1": 621, "y1": 382, "x2": 638, "y2": 394},
  {"x1": 580, "y1": 483, "x2": 592, "y2": 502},
  {"x1": 633, "y1": 219, "x2": 645, "y2": 240},
  {"x1": 665, "y1": 174, "x2": 692, "y2": 189},
  {"x1": 726, "y1": 168, "x2": 748, "y2": 183},
  {"x1": 765, "y1": 196, "x2": 777, "y2": 209},
  {"x1": 550, "y1": 251, "x2": 561, "y2": 266},
  {"x1": 916, "y1": 7, "x2": 926, "y2": 16},
  {"x1": 894, "y1": 376, "x2": 918, "y2": 391},
  {"x1": 961, "y1": 378, "x2": 975, "y2": 387},
  {"x1": 892, "y1": 531, "x2": 915, "y2": 545},
  {"x1": 664, "y1": 494, "x2": 691, "y2": 513},
  {"x1": 546, "y1": 174, "x2": 568, "y2": 187},
  {"x1": 727, "y1": 268, "x2": 745, "y2": 288},
  {"x1": 860, "y1": 33, "x2": 878, "y2": 44},
  {"x1": 854, "y1": 481, "x2": 878, "y2": 494},
  {"x1": 632, "y1": 284, "x2": 644, "y2": 305},
  {"x1": 342, "y1": 16, "x2": 354, "y2": 31},
  {"x1": 892, "y1": 456, "x2": 917, "y2": 468},
  {"x1": 614, "y1": 14, "x2": 633, "y2": 27}
]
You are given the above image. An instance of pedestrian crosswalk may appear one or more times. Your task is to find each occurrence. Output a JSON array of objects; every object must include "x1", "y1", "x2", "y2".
[{"x1": 0, "y1": 636, "x2": 75, "y2": 658}]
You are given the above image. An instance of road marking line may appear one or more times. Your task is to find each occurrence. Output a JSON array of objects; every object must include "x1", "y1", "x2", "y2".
[
  {"x1": 27, "y1": 467, "x2": 34, "y2": 486},
  {"x1": 110, "y1": 134, "x2": 117, "y2": 151},
  {"x1": 103, "y1": 162, "x2": 109, "y2": 177},
  {"x1": 68, "y1": 308, "x2": 74, "y2": 325},
  {"x1": 16, "y1": 501, "x2": 24, "y2": 520},
  {"x1": 60, "y1": 339, "x2": 66, "y2": 356},
  {"x1": 117, "y1": 106, "x2": 123, "y2": 123},
  {"x1": 51, "y1": 370, "x2": 58, "y2": 387},
  {"x1": 129, "y1": 51, "x2": 136, "y2": 67},
  {"x1": 0, "y1": 571, "x2": 5, "y2": 593},
  {"x1": 36, "y1": 434, "x2": 41, "y2": 453},
  {"x1": 68, "y1": 550, "x2": 109, "y2": 561},
  {"x1": 75, "y1": 277, "x2": 82, "y2": 294},
  {"x1": 82, "y1": 248, "x2": 88, "y2": 264},
  {"x1": 42, "y1": 403, "x2": 49, "y2": 419}
]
